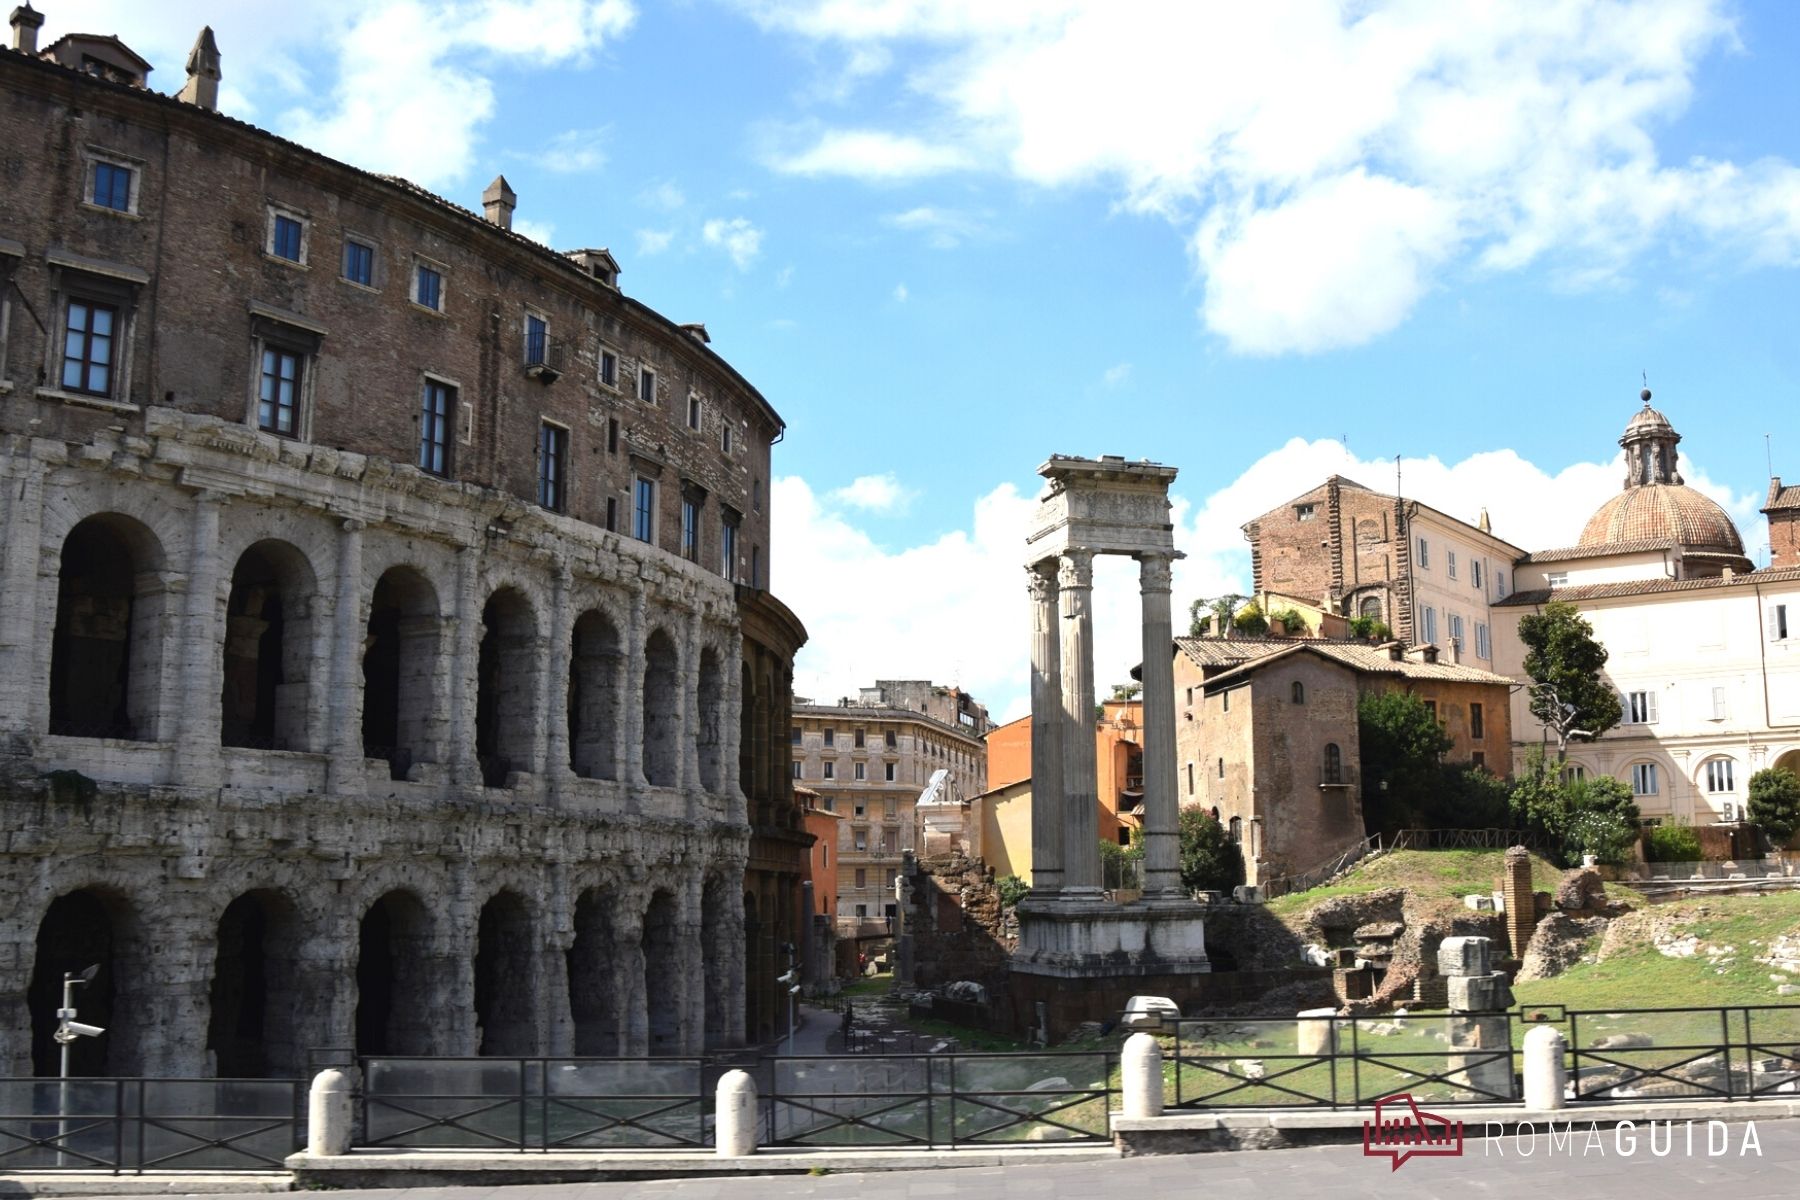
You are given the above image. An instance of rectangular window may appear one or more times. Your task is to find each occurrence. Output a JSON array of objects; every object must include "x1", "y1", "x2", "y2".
[
  {"x1": 604, "y1": 496, "x2": 618, "y2": 533},
  {"x1": 885, "y1": 868, "x2": 898, "y2": 888},
  {"x1": 537, "y1": 422, "x2": 568, "y2": 511},
  {"x1": 418, "y1": 379, "x2": 454, "y2": 475},
  {"x1": 855, "y1": 903, "x2": 867, "y2": 918},
  {"x1": 854, "y1": 868, "x2": 866, "y2": 889},
  {"x1": 1547, "y1": 570, "x2": 1569, "y2": 588},
  {"x1": 1705, "y1": 759, "x2": 1735, "y2": 793},
  {"x1": 92, "y1": 161, "x2": 133, "y2": 211},
  {"x1": 1497, "y1": 571, "x2": 1508, "y2": 595},
  {"x1": 823, "y1": 761, "x2": 835, "y2": 780},
  {"x1": 791, "y1": 726, "x2": 802, "y2": 744},
  {"x1": 1626, "y1": 690, "x2": 1658, "y2": 724},
  {"x1": 1472, "y1": 560, "x2": 1483, "y2": 590},
  {"x1": 1222, "y1": 690, "x2": 1230, "y2": 713},
  {"x1": 606, "y1": 417, "x2": 619, "y2": 454},
  {"x1": 1422, "y1": 606, "x2": 1438, "y2": 645},
  {"x1": 271, "y1": 213, "x2": 304, "y2": 262},
  {"x1": 687, "y1": 394, "x2": 702, "y2": 431},
  {"x1": 61, "y1": 300, "x2": 117, "y2": 396},
  {"x1": 824, "y1": 729, "x2": 835, "y2": 747},
  {"x1": 752, "y1": 545, "x2": 761, "y2": 588},
  {"x1": 343, "y1": 240, "x2": 374, "y2": 286},
  {"x1": 1470, "y1": 702, "x2": 1484, "y2": 740},
  {"x1": 852, "y1": 800, "x2": 863, "y2": 816},
  {"x1": 791, "y1": 760, "x2": 801, "y2": 779},
  {"x1": 1472, "y1": 751, "x2": 1486, "y2": 769},
  {"x1": 884, "y1": 730, "x2": 897, "y2": 749},
  {"x1": 680, "y1": 497, "x2": 700, "y2": 562},
  {"x1": 1186, "y1": 762, "x2": 1194, "y2": 794},
  {"x1": 722, "y1": 425, "x2": 734, "y2": 454},
  {"x1": 633, "y1": 477, "x2": 655, "y2": 542},
  {"x1": 1712, "y1": 686, "x2": 1727, "y2": 720},
  {"x1": 1449, "y1": 613, "x2": 1464, "y2": 647},
  {"x1": 639, "y1": 365, "x2": 657, "y2": 404},
  {"x1": 721, "y1": 515, "x2": 739, "y2": 581},
  {"x1": 884, "y1": 762, "x2": 896, "y2": 782},
  {"x1": 1631, "y1": 762, "x2": 1659, "y2": 796},
  {"x1": 1476, "y1": 622, "x2": 1491, "y2": 659},
  {"x1": 1770, "y1": 604, "x2": 1790, "y2": 641},
  {"x1": 854, "y1": 762, "x2": 866, "y2": 781},
  {"x1": 414, "y1": 263, "x2": 443, "y2": 311},
  {"x1": 854, "y1": 728, "x2": 865, "y2": 748},
  {"x1": 257, "y1": 347, "x2": 302, "y2": 437},
  {"x1": 1417, "y1": 537, "x2": 1429, "y2": 568},
  {"x1": 525, "y1": 315, "x2": 548, "y2": 365},
  {"x1": 1296, "y1": 503, "x2": 1316, "y2": 522},
  {"x1": 1447, "y1": 550, "x2": 1457, "y2": 579},
  {"x1": 598, "y1": 349, "x2": 618, "y2": 388},
  {"x1": 1218, "y1": 757, "x2": 1224, "y2": 778},
  {"x1": 883, "y1": 797, "x2": 896, "y2": 818}
]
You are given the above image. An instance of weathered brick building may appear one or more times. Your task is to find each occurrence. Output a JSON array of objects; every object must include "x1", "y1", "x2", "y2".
[{"x1": 0, "y1": 10, "x2": 809, "y2": 1074}]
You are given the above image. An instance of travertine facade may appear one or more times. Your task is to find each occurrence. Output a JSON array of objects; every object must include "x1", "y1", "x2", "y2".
[{"x1": 0, "y1": 15, "x2": 804, "y2": 1075}]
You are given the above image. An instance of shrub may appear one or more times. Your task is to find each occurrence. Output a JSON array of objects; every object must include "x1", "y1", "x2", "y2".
[
  {"x1": 995, "y1": 874, "x2": 1031, "y2": 908},
  {"x1": 1564, "y1": 807, "x2": 1637, "y2": 867},
  {"x1": 1348, "y1": 614, "x2": 1393, "y2": 642},
  {"x1": 1270, "y1": 607, "x2": 1308, "y2": 635},
  {"x1": 1232, "y1": 601, "x2": 1269, "y2": 636},
  {"x1": 1644, "y1": 824, "x2": 1701, "y2": 863},
  {"x1": 1748, "y1": 767, "x2": 1800, "y2": 845},
  {"x1": 1178, "y1": 804, "x2": 1244, "y2": 893}
]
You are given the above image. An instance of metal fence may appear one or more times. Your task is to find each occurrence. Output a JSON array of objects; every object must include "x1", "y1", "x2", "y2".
[
  {"x1": 1535, "y1": 1005, "x2": 1800, "y2": 1101},
  {"x1": 0, "y1": 1078, "x2": 304, "y2": 1173},
  {"x1": 1634, "y1": 858, "x2": 1797, "y2": 882},
  {"x1": 766, "y1": 1052, "x2": 1114, "y2": 1148},
  {"x1": 1170, "y1": 1015, "x2": 1516, "y2": 1110},
  {"x1": 360, "y1": 1057, "x2": 715, "y2": 1150}
]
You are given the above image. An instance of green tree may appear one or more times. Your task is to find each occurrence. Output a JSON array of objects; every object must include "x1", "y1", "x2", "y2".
[
  {"x1": 1565, "y1": 808, "x2": 1638, "y2": 867},
  {"x1": 1748, "y1": 767, "x2": 1800, "y2": 845},
  {"x1": 1270, "y1": 607, "x2": 1308, "y2": 635},
  {"x1": 1518, "y1": 601, "x2": 1622, "y2": 750},
  {"x1": 1233, "y1": 601, "x2": 1270, "y2": 636},
  {"x1": 1188, "y1": 594, "x2": 1249, "y2": 637},
  {"x1": 1348, "y1": 613, "x2": 1393, "y2": 642},
  {"x1": 995, "y1": 874, "x2": 1032, "y2": 908},
  {"x1": 1178, "y1": 804, "x2": 1245, "y2": 893},
  {"x1": 1109, "y1": 682, "x2": 1142, "y2": 701},
  {"x1": 1431, "y1": 763, "x2": 1512, "y2": 828},
  {"x1": 1357, "y1": 690, "x2": 1453, "y2": 831},
  {"x1": 1509, "y1": 748, "x2": 1640, "y2": 864},
  {"x1": 1644, "y1": 823, "x2": 1702, "y2": 863}
]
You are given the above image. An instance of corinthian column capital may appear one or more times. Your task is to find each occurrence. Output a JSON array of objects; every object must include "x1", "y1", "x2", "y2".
[{"x1": 1058, "y1": 548, "x2": 1094, "y2": 591}]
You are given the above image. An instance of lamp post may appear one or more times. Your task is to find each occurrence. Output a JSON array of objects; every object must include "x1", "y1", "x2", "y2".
[
  {"x1": 777, "y1": 943, "x2": 799, "y2": 1053},
  {"x1": 53, "y1": 964, "x2": 103, "y2": 1166}
]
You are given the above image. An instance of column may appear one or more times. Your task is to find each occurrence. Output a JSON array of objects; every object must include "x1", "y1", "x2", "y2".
[
  {"x1": 723, "y1": 632, "x2": 747, "y2": 825},
  {"x1": 449, "y1": 546, "x2": 481, "y2": 788},
  {"x1": 544, "y1": 864, "x2": 575, "y2": 1055},
  {"x1": 0, "y1": 454, "x2": 44, "y2": 734},
  {"x1": 1027, "y1": 561, "x2": 1064, "y2": 897},
  {"x1": 325, "y1": 519, "x2": 366, "y2": 794},
  {"x1": 544, "y1": 559, "x2": 574, "y2": 794},
  {"x1": 1058, "y1": 549, "x2": 1102, "y2": 896},
  {"x1": 1137, "y1": 552, "x2": 1183, "y2": 898},
  {"x1": 680, "y1": 608, "x2": 702, "y2": 797},
  {"x1": 624, "y1": 585, "x2": 648, "y2": 786},
  {"x1": 615, "y1": 906, "x2": 648, "y2": 1055},
  {"x1": 174, "y1": 494, "x2": 224, "y2": 788},
  {"x1": 678, "y1": 871, "x2": 706, "y2": 1054}
]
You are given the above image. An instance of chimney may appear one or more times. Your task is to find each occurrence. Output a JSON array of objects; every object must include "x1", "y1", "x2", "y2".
[
  {"x1": 482, "y1": 175, "x2": 516, "y2": 231},
  {"x1": 1405, "y1": 643, "x2": 1439, "y2": 665},
  {"x1": 177, "y1": 26, "x2": 220, "y2": 111},
  {"x1": 11, "y1": 2, "x2": 43, "y2": 54},
  {"x1": 1378, "y1": 640, "x2": 1404, "y2": 662}
]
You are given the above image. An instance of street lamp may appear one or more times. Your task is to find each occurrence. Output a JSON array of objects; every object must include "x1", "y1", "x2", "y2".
[{"x1": 776, "y1": 942, "x2": 799, "y2": 1054}]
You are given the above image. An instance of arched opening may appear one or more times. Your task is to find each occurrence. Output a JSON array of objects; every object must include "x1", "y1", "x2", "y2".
[
  {"x1": 475, "y1": 891, "x2": 538, "y2": 1055},
  {"x1": 363, "y1": 568, "x2": 439, "y2": 781},
  {"x1": 568, "y1": 610, "x2": 622, "y2": 781},
  {"x1": 1324, "y1": 742, "x2": 1343, "y2": 785},
  {"x1": 1359, "y1": 595, "x2": 1382, "y2": 620},
  {"x1": 206, "y1": 891, "x2": 302, "y2": 1077},
  {"x1": 738, "y1": 663, "x2": 756, "y2": 805},
  {"x1": 696, "y1": 648, "x2": 724, "y2": 793},
  {"x1": 29, "y1": 889, "x2": 127, "y2": 1076},
  {"x1": 742, "y1": 891, "x2": 762, "y2": 1044},
  {"x1": 1291, "y1": 680, "x2": 1306, "y2": 705},
  {"x1": 475, "y1": 588, "x2": 537, "y2": 788},
  {"x1": 643, "y1": 891, "x2": 682, "y2": 1054},
  {"x1": 355, "y1": 891, "x2": 436, "y2": 1056},
  {"x1": 701, "y1": 875, "x2": 732, "y2": 1049},
  {"x1": 49, "y1": 515, "x2": 166, "y2": 740},
  {"x1": 642, "y1": 629, "x2": 679, "y2": 787},
  {"x1": 567, "y1": 888, "x2": 621, "y2": 1055},
  {"x1": 221, "y1": 541, "x2": 317, "y2": 750}
]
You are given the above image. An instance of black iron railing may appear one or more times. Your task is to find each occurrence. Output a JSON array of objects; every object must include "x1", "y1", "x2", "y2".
[{"x1": 0, "y1": 1078, "x2": 304, "y2": 1174}]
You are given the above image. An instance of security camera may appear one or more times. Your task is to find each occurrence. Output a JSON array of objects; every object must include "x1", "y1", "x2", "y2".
[
  {"x1": 777, "y1": 969, "x2": 798, "y2": 985},
  {"x1": 788, "y1": 985, "x2": 801, "y2": 996},
  {"x1": 55, "y1": 1021, "x2": 106, "y2": 1041}
]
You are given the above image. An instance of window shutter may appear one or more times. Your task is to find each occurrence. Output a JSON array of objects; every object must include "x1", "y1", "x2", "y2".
[
  {"x1": 1645, "y1": 691, "x2": 1658, "y2": 723},
  {"x1": 1769, "y1": 607, "x2": 1780, "y2": 640}
]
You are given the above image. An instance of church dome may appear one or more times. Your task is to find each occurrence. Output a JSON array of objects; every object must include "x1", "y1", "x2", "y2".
[{"x1": 1577, "y1": 483, "x2": 1745, "y2": 554}]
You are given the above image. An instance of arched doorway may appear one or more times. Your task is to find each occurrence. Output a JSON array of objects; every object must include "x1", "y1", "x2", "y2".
[
  {"x1": 221, "y1": 541, "x2": 316, "y2": 750},
  {"x1": 474, "y1": 891, "x2": 537, "y2": 1054},
  {"x1": 363, "y1": 568, "x2": 439, "y2": 781},
  {"x1": 567, "y1": 888, "x2": 620, "y2": 1055},
  {"x1": 355, "y1": 891, "x2": 435, "y2": 1056},
  {"x1": 206, "y1": 891, "x2": 302, "y2": 1077},
  {"x1": 643, "y1": 891, "x2": 681, "y2": 1054},
  {"x1": 475, "y1": 588, "x2": 537, "y2": 788},
  {"x1": 701, "y1": 875, "x2": 732, "y2": 1049},
  {"x1": 642, "y1": 630, "x2": 679, "y2": 787},
  {"x1": 696, "y1": 648, "x2": 724, "y2": 793},
  {"x1": 29, "y1": 889, "x2": 130, "y2": 1076},
  {"x1": 49, "y1": 515, "x2": 166, "y2": 740},
  {"x1": 568, "y1": 611, "x2": 622, "y2": 780}
]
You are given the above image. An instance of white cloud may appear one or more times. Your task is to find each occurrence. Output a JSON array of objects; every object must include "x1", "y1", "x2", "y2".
[
  {"x1": 1102, "y1": 362, "x2": 1131, "y2": 388},
  {"x1": 512, "y1": 217, "x2": 556, "y2": 246},
  {"x1": 743, "y1": 1, "x2": 1800, "y2": 355},
  {"x1": 831, "y1": 473, "x2": 913, "y2": 513},
  {"x1": 702, "y1": 217, "x2": 765, "y2": 269},
  {"x1": 281, "y1": 0, "x2": 636, "y2": 190},
  {"x1": 636, "y1": 228, "x2": 675, "y2": 256},
  {"x1": 776, "y1": 434, "x2": 1761, "y2": 723},
  {"x1": 533, "y1": 127, "x2": 610, "y2": 174},
  {"x1": 884, "y1": 205, "x2": 983, "y2": 248},
  {"x1": 892, "y1": 282, "x2": 909, "y2": 302},
  {"x1": 766, "y1": 128, "x2": 973, "y2": 180},
  {"x1": 639, "y1": 180, "x2": 686, "y2": 210}
]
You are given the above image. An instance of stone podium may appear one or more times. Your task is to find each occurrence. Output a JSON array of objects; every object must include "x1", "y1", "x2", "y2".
[{"x1": 1009, "y1": 455, "x2": 1210, "y2": 1039}]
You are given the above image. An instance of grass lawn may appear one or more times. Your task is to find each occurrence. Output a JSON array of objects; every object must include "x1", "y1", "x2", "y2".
[
  {"x1": 1265, "y1": 848, "x2": 1568, "y2": 916},
  {"x1": 840, "y1": 973, "x2": 895, "y2": 999}
]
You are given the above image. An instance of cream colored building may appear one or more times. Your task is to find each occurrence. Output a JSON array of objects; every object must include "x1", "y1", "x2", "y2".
[{"x1": 1494, "y1": 393, "x2": 1800, "y2": 825}]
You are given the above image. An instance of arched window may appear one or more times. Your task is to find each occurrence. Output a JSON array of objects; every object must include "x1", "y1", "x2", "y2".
[
  {"x1": 1228, "y1": 816, "x2": 1242, "y2": 843},
  {"x1": 1291, "y1": 680, "x2": 1305, "y2": 704},
  {"x1": 1323, "y1": 742, "x2": 1343, "y2": 785},
  {"x1": 1701, "y1": 757, "x2": 1736, "y2": 794},
  {"x1": 1359, "y1": 595, "x2": 1382, "y2": 619}
]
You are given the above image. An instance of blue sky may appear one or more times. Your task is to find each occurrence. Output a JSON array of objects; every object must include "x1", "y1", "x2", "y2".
[{"x1": 44, "y1": 1, "x2": 1800, "y2": 719}]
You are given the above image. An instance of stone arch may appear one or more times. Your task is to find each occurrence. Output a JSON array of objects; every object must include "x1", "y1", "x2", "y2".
[
  {"x1": 474, "y1": 890, "x2": 539, "y2": 1054},
  {"x1": 643, "y1": 890, "x2": 682, "y2": 1054},
  {"x1": 206, "y1": 889, "x2": 303, "y2": 1077},
  {"x1": 696, "y1": 646, "x2": 724, "y2": 793},
  {"x1": 220, "y1": 539, "x2": 319, "y2": 751},
  {"x1": 363, "y1": 566, "x2": 440, "y2": 781},
  {"x1": 1774, "y1": 748, "x2": 1800, "y2": 777},
  {"x1": 1694, "y1": 754, "x2": 1742, "y2": 812},
  {"x1": 642, "y1": 628, "x2": 680, "y2": 787},
  {"x1": 354, "y1": 890, "x2": 438, "y2": 1056},
  {"x1": 569, "y1": 609, "x2": 623, "y2": 781},
  {"x1": 567, "y1": 885, "x2": 622, "y2": 1055},
  {"x1": 28, "y1": 887, "x2": 145, "y2": 1076},
  {"x1": 476, "y1": 587, "x2": 540, "y2": 788},
  {"x1": 48, "y1": 513, "x2": 169, "y2": 740},
  {"x1": 1359, "y1": 594, "x2": 1383, "y2": 620}
]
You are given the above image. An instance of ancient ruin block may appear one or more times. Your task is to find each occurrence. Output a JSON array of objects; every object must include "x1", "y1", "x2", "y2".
[
  {"x1": 1447, "y1": 972, "x2": 1514, "y2": 1013},
  {"x1": 1436, "y1": 935, "x2": 1493, "y2": 978}
]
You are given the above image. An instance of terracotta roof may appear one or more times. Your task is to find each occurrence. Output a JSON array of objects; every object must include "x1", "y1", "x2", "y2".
[
  {"x1": 1520, "y1": 538, "x2": 1675, "y2": 564},
  {"x1": 1577, "y1": 483, "x2": 1745, "y2": 556},
  {"x1": 1200, "y1": 641, "x2": 1517, "y2": 690},
  {"x1": 1174, "y1": 636, "x2": 1303, "y2": 668},
  {"x1": 1765, "y1": 480, "x2": 1800, "y2": 512},
  {"x1": 1496, "y1": 565, "x2": 1800, "y2": 607}
]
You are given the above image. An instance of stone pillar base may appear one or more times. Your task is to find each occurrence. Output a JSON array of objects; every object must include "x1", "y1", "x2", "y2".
[{"x1": 1009, "y1": 898, "x2": 1210, "y2": 1042}]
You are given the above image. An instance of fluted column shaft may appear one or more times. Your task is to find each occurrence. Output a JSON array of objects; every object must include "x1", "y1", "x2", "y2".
[
  {"x1": 174, "y1": 494, "x2": 223, "y2": 786},
  {"x1": 1057, "y1": 549, "x2": 1101, "y2": 896},
  {"x1": 1027, "y1": 561, "x2": 1064, "y2": 896},
  {"x1": 326, "y1": 519, "x2": 366, "y2": 794},
  {"x1": 1138, "y1": 551, "x2": 1182, "y2": 897}
]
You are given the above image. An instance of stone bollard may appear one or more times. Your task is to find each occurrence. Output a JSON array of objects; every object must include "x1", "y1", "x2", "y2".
[
  {"x1": 1522, "y1": 1025, "x2": 1568, "y2": 1110},
  {"x1": 1296, "y1": 1008, "x2": 1338, "y2": 1056},
  {"x1": 715, "y1": 1069, "x2": 759, "y2": 1157},
  {"x1": 306, "y1": 1068, "x2": 356, "y2": 1157},
  {"x1": 1121, "y1": 1032, "x2": 1164, "y2": 1119}
]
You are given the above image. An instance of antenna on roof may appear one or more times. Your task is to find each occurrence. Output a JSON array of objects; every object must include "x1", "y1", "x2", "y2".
[
  {"x1": 1768, "y1": 432, "x2": 1775, "y2": 480},
  {"x1": 1394, "y1": 454, "x2": 1402, "y2": 501}
]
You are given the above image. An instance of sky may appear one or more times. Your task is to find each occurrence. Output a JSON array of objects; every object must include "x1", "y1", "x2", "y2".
[{"x1": 40, "y1": 0, "x2": 1800, "y2": 722}]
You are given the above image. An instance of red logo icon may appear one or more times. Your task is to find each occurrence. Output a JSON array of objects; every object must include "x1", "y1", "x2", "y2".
[{"x1": 1362, "y1": 1093, "x2": 1464, "y2": 1170}]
